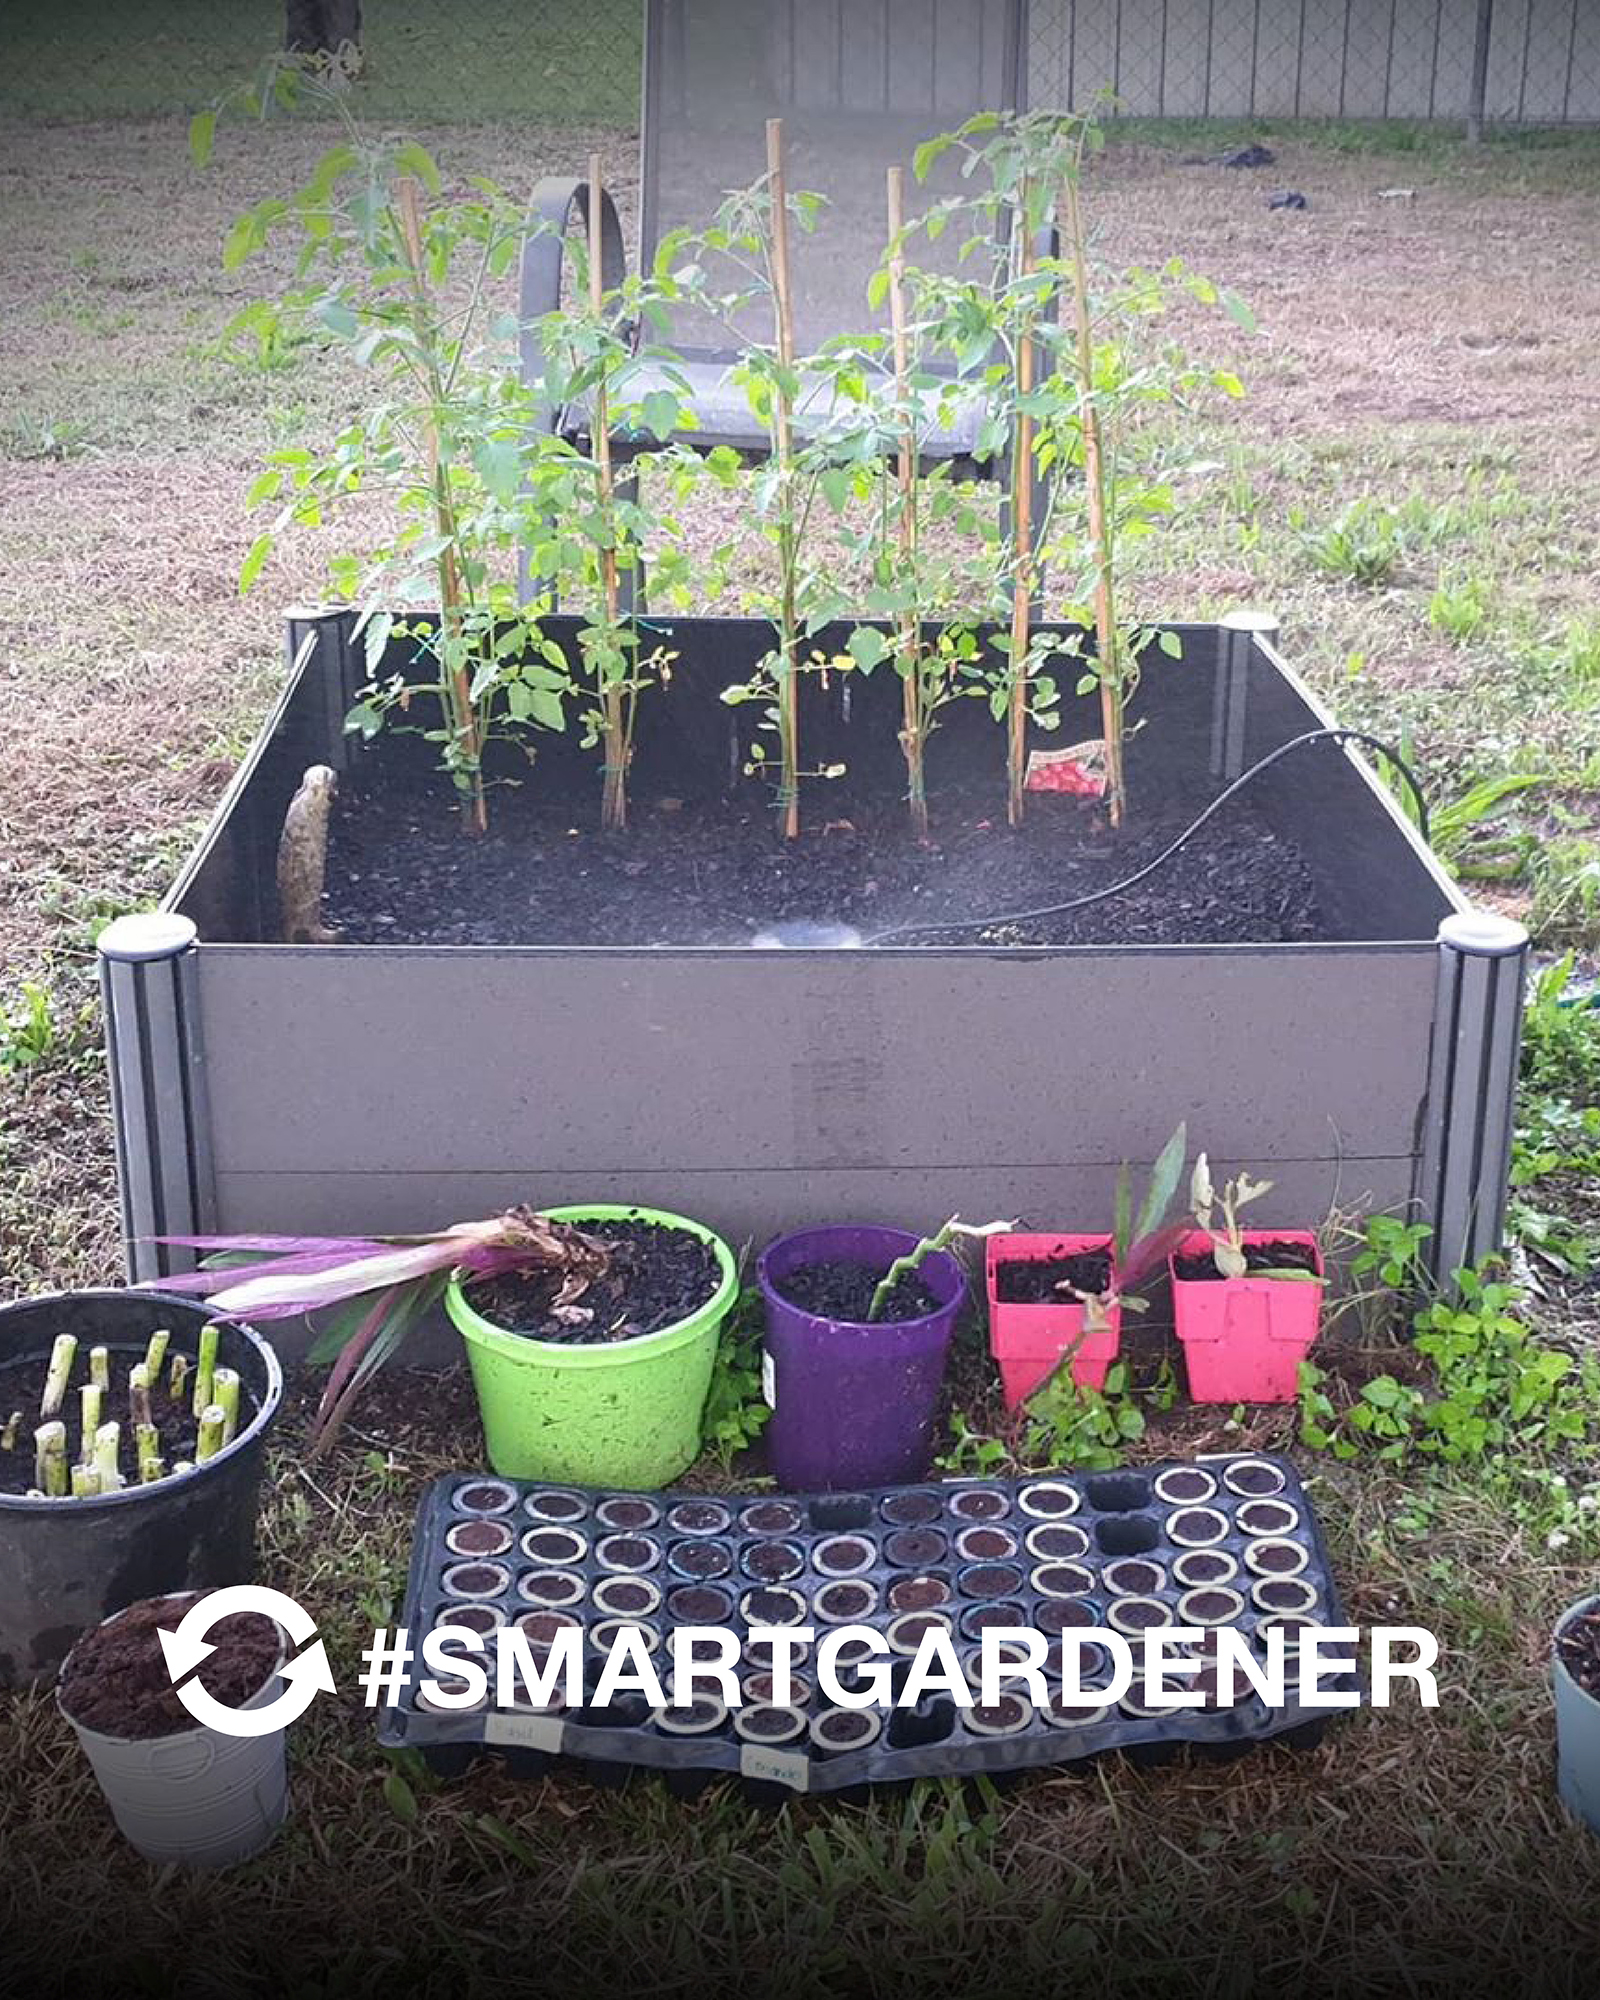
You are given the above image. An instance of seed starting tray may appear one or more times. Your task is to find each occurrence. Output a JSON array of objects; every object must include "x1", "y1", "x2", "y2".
[{"x1": 382, "y1": 1456, "x2": 1350, "y2": 1794}]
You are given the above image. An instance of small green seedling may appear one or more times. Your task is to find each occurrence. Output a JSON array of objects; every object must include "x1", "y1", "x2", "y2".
[
  {"x1": 869, "y1": 1215, "x2": 1015, "y2": 1322},
  {"x1": 1190, "y1": 1152, "x2": 1320, "y2": 1281}
]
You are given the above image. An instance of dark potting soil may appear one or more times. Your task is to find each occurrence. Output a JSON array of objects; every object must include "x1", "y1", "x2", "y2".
[
  {"x1": 1172, "y1": 1239, "x2": 1321, "y2": 1282},
  {"x1": 58, "y1": 1593, "x2": 280, "y2": 1740},
  {"x1": 774, "y1": 1260, "x2": 940, "y2": 1325},
  {"x1": 1558, "y1": 1605, "x2": 1600, "y2": 1699},
  {"x1": 0, "y1": 1354, "x2": 210, "y2": 1497},
  {"x1": 994, "y1": 1250, "x2": 1113, "y2": 1304},
  {"x1": 323, "y1": 776, "x2": 1325, "y2": 949},
  {"x1": 466, "y1": 1218, "x2": 719, "y2": 1344}
]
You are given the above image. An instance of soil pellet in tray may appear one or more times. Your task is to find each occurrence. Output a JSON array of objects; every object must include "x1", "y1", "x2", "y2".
[
  {"x1": 959, "y1": 1602, "x2": 1027, "y2": 1638},
  {"x1": 813, "y1": 1535, "x2": 876, "y2": 1576},
  {"x1": 458, "y1": 1481, "x2": 518, "y2": 1514},
  {"x1": 1036, "y1": 1598, "x2": 1097, "y2": 1634},
  {"x1": 1155, "y1": 1467, "x2": 1217, "y2": 1504},
  {"x1": 1103, "y1": 1557, "x2": 1165, "y2": 1595},
  {"x1": 814, "y1": 1579, "x2": 878, "y2": 1622},
  {"x1": 59, "y1": 1594, "x2": 280, "y2": 1741},
  {"x1": 1032, "y1": 1562, "x2": 1095, "y2": 1599},
  {"x1": 669, "y1": 1539, "x2": 733, "y2": 1580},
  {"x1": 743, "y1": 1635, "x2": 810, "y2": 1671},
  {"x1": 1167, "y1": 1507, "x2": 1230, "y2": 1546},
  {"x1": 445, "y1": 1519, "x2": 514, "y2": 1558},
  {"x1": 466, "y1": 1218, "x2": 720, "y2": 1345},
  {"x1": 743, "y1": 1672, "x2": 812, "y2": 1707},
  {"x1": 993, "y1": 1250, "x2": 1112, "y2": 1305},
  {"x1": 888, "y1": 1611, "x2": 952, "y2": 1652},
  {"x1": 1173, "y1": 1549, "x2": 1237, "y2": 1587},
  {"x1": 1179, "y1": 1588, "x2": 1244, "y2": 1625},
  {"x1": 665, "y1": 1584, "x2": 734, "y2": 1623},
  {"x1": 668, "y1": 1499, "x2": 731, "y2": 1533},
  {"x1": 518, "y1": 1570, "x2": 586, "y2": 1607},
  {"x1": 524, "y1": 1488, "x2": 587, "y2": 1521},
  {"x1": 884, "y1": 1527, "x2": 948, "y2": 1567},
  {"x1": 888, "y1": 1574, "x2": 951, "y2": 1614},
  {"x1": 949, "y1": 1488, "x2": 1009, "y2": 1522},
  {"x1": 741, "y1": 1500, "x2": 803, "y2": 1535},
  {"x1": 965, "y1": 1694, "x2": 1032, "y2": 1735},
  {"x1": 516, "y1": 1609, "x2": 580, "y2": 1646},
  {"x1": 881, "y1": 1489, "x2": 943, "y2": 1526},
  {"x1": 1558, "y1": 1606, "x2": 1600, "y2": 1698},
  {"x1": 742, "y1": 1539, "x2": 805, "y2": 1582},
  {"x1": 773, "y1": 1259, "x2": 939, "y2": 1325},
  {"x1": 595, "y1": 1534, "x2": 658, "y2": 1572},
  {"x1": 433, "y1": 1602, "x2": 505, "y2": 1634},
  {"x1": 812, "y1": 1708, "x2": 881, "y2": 1752},
  {"x1": 597, "y1": 1496, "x2": 661, "y2": 1530},
  {"x1": 1237, "y1": 1499, "x2": 1300, "y2": 1537},
  {"x1": 1109, "y1": 1597, "x2": 1172, "y2": 1633},
  {"x1": 1172, "y1": 1238, "x2": 1320, "y2": 1282},
  {"x1": 734, "y1": 1704, "x2": 806, "y2": 1745},
  {"x1": 960, "y1": 1562, "x2": 1024, "y2": 1599},
  {"x1": 955, "y1": 1525, "x2": 1017, "y2": 1562},
  {"x1": 522, "y1": 1526, "x2": 587, "y2": 1564},
  {"x1": 656, "y1": 1699, "x2": 727, "y2": 1735},
  {"x1": 592, "y1": 1577, "x2": 659, "y2": 1617},
  {"x1": 1254, "y1": 1577, "x2": 1318, "y2": 1613},
  {"x1": 1026, "y1": 1522, "x2": 1091, "y2": 1561},
  {"x1": 1017, "y1": 1482, "x2": 1079, "y2": 1518},
  {"x1": 326, "y1": 775, "x2": 1325, "y2": 951},
  {"x1": 1223, "y1": 1460, "x2": 1286, "y2": 1497},
  {"x1": 1245, "y1": 1539, "x2": 1307, "y2": 1576},
  {"x1": 441, "y1": 1561, "x2": 510, "y2": 1599},
  {"x1": 741, "y1": 1586, "x2": 807, "y2": 1625}
]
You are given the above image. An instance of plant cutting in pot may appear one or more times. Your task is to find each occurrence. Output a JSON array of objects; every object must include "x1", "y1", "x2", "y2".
[
  {"x1": 1170, "y1": 1153, "x2": 1325, "y2": 1404},
  {"x1": 57, "y1": 1590, "x2": 290, "y2": 1868},
  {"x1": 1553, "y1": 1594, "x2": 1600, "y2": 1837},
  {"x1": 0, "y1": 1290, "x2": 283, "y2": 1689},
  {"x1": 160, "y1": 1204, "x2": 738, "y2": 1485},
  {"x1": 758, "y1": 1215, "x2": 1005, "y2": 1490},
  {"x1": 986, "y1": 1122, "x2": 1188, "y2": 1406}
]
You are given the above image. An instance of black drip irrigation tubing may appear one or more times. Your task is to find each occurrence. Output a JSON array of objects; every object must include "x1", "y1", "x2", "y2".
[{"x1": 864, "y1": 730, "x2": 1431, "y2": 944}]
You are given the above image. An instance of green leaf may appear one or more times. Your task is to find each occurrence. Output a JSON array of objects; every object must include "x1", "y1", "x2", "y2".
[
  {"x1": 394, "y1": 141, "x2": 442, "y2": 197},
  {"x1": 189, "y1": 109, "x2": 216, "y2": 169},
  {"x1": 383, "y1": 1769, "x2": 419, "y2": 1825},
  {"x1": 472, "y1": 436, "x2": 522, "y2": 505},
  {"x1": 638, "y1": 389, "x2": 682, "y2": 441},
  {"x1": 1132, "y1": 1122, "x2": 1187, "y2": 1248},
  {"x1": 1157, "y1": 629, "x2": 1183, "y2": 658},
  {"x1": 846, "y1": 627, "x2": 890, "y2": 673},
  {"x1": 239, "y1": 531, "x2": 273, "y2": 594}
]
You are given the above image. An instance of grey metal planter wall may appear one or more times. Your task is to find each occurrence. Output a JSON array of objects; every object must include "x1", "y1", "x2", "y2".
[{"x1": 101, "y1": 611, "x2": 1524, "y2": 1346}]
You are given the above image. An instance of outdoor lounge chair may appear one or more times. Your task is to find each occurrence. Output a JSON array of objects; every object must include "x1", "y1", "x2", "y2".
[{"x1": 517, "y1": 0, "x2": 1044, "y2": 602}]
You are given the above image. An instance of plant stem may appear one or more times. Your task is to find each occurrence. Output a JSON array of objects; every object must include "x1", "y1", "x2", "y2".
[
  {"x1": 70, "y1": 1464, "x2": 102, "y2": 1499},
  {"x1": 396, "y1": 174, "x2": 488, "y2": 836},
  {"x1": 168, "y1": 1352, "x2": 192, "y2": 1404},
  {"x1": 766, "y1": 117, "x2": 801, "y2": 842},
  {"x1": 1006, "y1": 179, "x2": 1037, "y2": 831},
  {"x1": 136, "y1": 1424, "x2": 164, "y2": 1485},
  {"x1": 192, "y1": 1323, "x2": 219, "y2": 1421},
  {"x1": 143, "y1": 1328, "x2": 171, "y2": 1381},
  {"x1": 89, "y1": 1346, "x2": 110, "y2": 1393},
  {"x1": 1063, "y1": 169, "x2": 1123, "y2": 827},
  {"x1": 0, "y1": 1411, "x2": 20, "y2": 1452},
  {"x1": 869, "y1": 1217, "x2": 960, "y2": 1322},
  {"x1": 196, "y1": 1405, "x2": 227, "y2": 1465},
  {"x1": 39, "y1": 1334, "x2": 76, "y2": 1420},
  {"x1": 34, "y1": 1422, "x2": 68, "y2": 1497},
  {"x1": 93, "y1": 1422, "x2": 122, "y2": 1494},
  {"x1": 589, "y1": 152, "x2": 628, "y2": 835},
  {"x1": 886, "y1": 165, "x2": 928, "y2": 840},
  {"x1": 213, "y1": 1367, "x2": 241, "y2": 1447},
  {"x1": 79, "y1": 1381, "x2": 102, "y2": 1458},
  {"x1": 128, "y1": 1363, "x2": 153, "y2": 1433}
]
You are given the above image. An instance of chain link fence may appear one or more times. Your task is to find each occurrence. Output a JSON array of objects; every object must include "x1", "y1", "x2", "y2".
[
  {"x1": 7, "y1": 1, "x2": 1597, "y2": 127},
  {"x1": 5, "y1": 0, "x2": 643, "y2": 123},
  {"x1": 1030, "y1": 0, "x2": 1600, "y2": 126}
]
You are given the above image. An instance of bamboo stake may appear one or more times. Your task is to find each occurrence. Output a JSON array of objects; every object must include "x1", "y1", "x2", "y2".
[
  {"x1": 766, "y1": 117, "x2": 801, "y2": 842},
  {"x1": 1006, "y1": 179, "x2": 1037, "y2": 830},
  {"x1": 192, "y1": 1323, "x2": 219, "y2": 1421},
  {"x1": 589, "y1": 153, "x2": 628, "y2": 834},
  {"x1": 34, "y1": 1423, "x2": 68, "y2": 1497},
  {"x1": 886, "y1": 166, "x2": 928, "y2": 841},
  {"x1": 1064, "y1": 171, "x2": 1123, "y2": 827},
  {"x1": 40, "y1": 1335, "x2": 76, "y2": 1420},
  {"x1": 396, "y1": 174, "x2": 488, "y2": 837}
]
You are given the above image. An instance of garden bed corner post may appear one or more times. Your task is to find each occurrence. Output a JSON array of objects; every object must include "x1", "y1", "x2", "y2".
[
  {"x1": 97, "y1": 912, "x2": 216, "y2": 1283},
  {"x1": 1211, "y1": 608, "x2": 1278, "y2": 781},
  {"x1": 1421, "y1": 910, "x2": 1529, "y2": 1288}
]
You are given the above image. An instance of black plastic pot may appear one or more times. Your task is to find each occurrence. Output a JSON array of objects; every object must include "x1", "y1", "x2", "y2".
[{"x1": 0, "y1": 1290, "x2": 283, "y2": 1688}]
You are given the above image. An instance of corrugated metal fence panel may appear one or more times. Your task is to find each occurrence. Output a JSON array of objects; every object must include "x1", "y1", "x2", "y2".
[{"x1": 1030, "y1": 0, "x2": 1600, "y2": 123}]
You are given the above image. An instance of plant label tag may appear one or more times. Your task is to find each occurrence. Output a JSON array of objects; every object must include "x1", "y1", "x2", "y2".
[
  {"x1": 739, "y1": 1744, "x2": 809, "y2": 1791},
  {"x1": 485, "y1": 1710, "x2": 566, "y2": 1753},
  {"x1": 1025, "y1": 740, "x2": 1106, "y2": 796},
  {"x1": 761, "y1": 1350, "x2": 777, "y2": 1409}
]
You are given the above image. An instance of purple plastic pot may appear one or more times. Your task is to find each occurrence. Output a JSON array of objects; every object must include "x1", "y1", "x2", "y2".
[{"x1": 756, "y1": 1225, "x2": 966, "y2": 1490}]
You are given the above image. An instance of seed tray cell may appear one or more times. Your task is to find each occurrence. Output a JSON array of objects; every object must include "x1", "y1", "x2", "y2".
[{"x1": 381, "y1": 1457, "x2": 1350, "y2": 1794}]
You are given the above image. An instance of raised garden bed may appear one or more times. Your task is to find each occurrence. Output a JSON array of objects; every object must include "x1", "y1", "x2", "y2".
[{"x1": 99, "y1": 607, "x2": 1523, "y2": 1340}]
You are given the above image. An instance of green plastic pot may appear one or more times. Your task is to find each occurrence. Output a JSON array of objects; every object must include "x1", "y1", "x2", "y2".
[{"x1": 445, "y1": 1205, "x2": 739, "y2": 1487}]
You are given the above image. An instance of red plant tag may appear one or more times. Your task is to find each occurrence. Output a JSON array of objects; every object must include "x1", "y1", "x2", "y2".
[{"x1": 1024, "y1": 740, "x2": 1107, "y2": 796}]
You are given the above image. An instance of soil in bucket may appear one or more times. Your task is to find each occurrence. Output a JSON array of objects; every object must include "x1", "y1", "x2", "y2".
[
  {"x1": 0, "y1": 1350, "x2": 222, "y2": 1495},
  {"x1": 993, "y1": 1248, "x2": 1112, "y2": 1304},
  {"x1": 1172, "y1": 1239, "x2": 1321, "y2": 1281},
  {"x1": 1557, "y1": 1603, "x2": 1600, "y2": 1697},
  {"x1": 58, "y1": 1594, "x2": 278, "y2": 1739},
  {"x1": 771, "y1": 1262, "x2": 938, "y2": 1324},
  {"x1": 467, "y1": 1219, "x2": 720, "y2": 1344}
]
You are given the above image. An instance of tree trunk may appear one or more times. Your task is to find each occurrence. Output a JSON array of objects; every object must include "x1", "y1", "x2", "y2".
[{"x1": 285, "y1": 2, "x2": 363, "y2": 61}]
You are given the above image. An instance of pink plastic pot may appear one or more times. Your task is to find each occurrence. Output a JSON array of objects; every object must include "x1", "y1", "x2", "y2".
[
  {"x1": 985, "y1": 1233, "x2": 1120, "y2": 1408},
  {"x1": 1170, "y1": 1229, "x2": 1324, "y2": 1404}
]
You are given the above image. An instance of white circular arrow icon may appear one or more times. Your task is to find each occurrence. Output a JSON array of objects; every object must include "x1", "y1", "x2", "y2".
[{"x1": 158, "y1": 1586, "x2": 336, "y2": 1738}]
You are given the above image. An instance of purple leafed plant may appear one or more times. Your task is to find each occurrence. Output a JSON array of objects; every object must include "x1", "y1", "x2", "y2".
[{"x1": 145, "y1": 1210, "x2": 611, "y2": 1452}]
